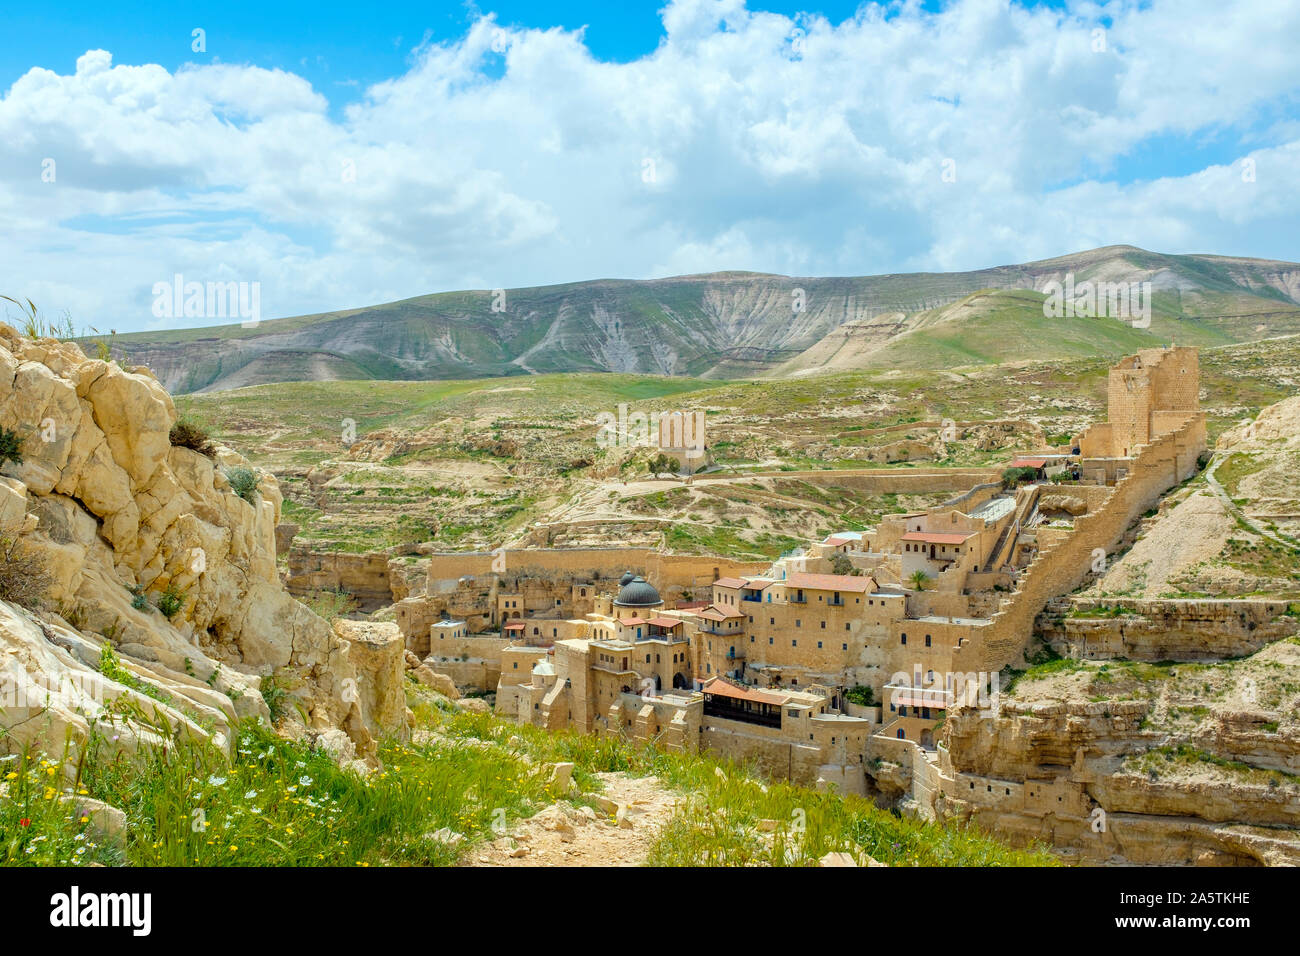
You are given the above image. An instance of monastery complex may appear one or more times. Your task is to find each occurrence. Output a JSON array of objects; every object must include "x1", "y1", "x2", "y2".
[{"x1": 391, "y1": 347, "x2": 1211, "y2": 830}]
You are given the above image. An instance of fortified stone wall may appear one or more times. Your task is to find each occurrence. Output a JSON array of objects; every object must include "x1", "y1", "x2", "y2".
[
  {"x1": 953, "y1": 414, "x2": 1206, "y2": 676},
  {"x1": 702, "y1": 723, "x2": 827, "y2": 784},
  {"x1": 422, "y1": 548, "x2": 767, "y2": 594}
]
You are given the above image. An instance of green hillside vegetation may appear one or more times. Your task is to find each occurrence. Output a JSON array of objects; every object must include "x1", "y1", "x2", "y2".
[
  {"x1": 0, "y1": 692, "x2": 1055, "y2": 867},
  {"x1": 854, "y1": 289, "x2": 1171, "y2": 369}
]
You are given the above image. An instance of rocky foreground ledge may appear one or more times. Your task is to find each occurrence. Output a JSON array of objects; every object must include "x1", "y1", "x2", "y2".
[{"x1": 0, "y1": 324, "x2": 406, "y2": 771}]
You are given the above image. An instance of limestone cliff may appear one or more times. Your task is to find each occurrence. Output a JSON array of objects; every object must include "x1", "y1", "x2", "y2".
[
  {"x1": 933, "y1": 635, "x2": 1300, "y2": 866},
  {"x1": 0, "y1": 324, "x2": 405, "y2": 769}
]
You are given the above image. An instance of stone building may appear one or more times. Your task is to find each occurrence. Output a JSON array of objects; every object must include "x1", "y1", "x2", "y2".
[
  {"x1": 1076, "y1": 345, "x2": 1205, "y2": 480},
  {"x1": 657, "y1": 409, "x2": 711, "y2": 473},
  {"x1": 442, "y1": 349, "x2": 1214, "y2": 797}
]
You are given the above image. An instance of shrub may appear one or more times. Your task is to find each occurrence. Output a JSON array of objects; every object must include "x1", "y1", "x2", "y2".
[
  {"x1": 845, "y1": 684, "x2": 875, "y2": 707},
  {"x1": 302, "y1": 588, "x2": 358, "y2": 622},
  {"x1": 647, "y1": 453, "x2": 677, "y2": 475},
  {"x1": 225, "y1": 467, "x2": 259, "y2": 503},
  {"x1": 155, "y1": 583, "x2": 186, "y2": 619},
  {"x1": 260, "y1": 670, "x2": 304, "y2": 725},
  {"x1": 0, "y1": 426, "x2": 23, "y2": 468},
  {"x1": 169, "y1": 418, "x2": 215, "y2": 458},
  {"x1": 128, "y1": 586, "x2": 150, "y2": 612},
  {"x1": 1001, "y1": 466, "x2": 1039, "y2": 489},
  {"x1": 0, "y1": 533, "x2": 52, "y2": 608}
]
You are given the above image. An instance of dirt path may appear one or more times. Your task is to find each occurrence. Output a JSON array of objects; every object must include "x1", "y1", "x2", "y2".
[
  {"x1": 465, "y1": 773, "x2": 679, "y2": 867},
  {"x1": 1205, "y1": 454, "x2": 1299, "y2": 550}
]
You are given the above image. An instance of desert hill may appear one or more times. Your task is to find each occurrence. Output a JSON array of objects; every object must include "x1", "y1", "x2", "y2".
[{"x1": 110, "y1": 245, "x2": 1300, "y2": 393}]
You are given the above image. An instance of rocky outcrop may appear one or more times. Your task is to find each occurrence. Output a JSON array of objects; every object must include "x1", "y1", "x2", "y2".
[
  {"x1": 404, "y1": 649, "x2": 459, "y2": 699},
  {"x1": 284, "y1": 546, "x2": 396, "y2": 611},
  {"x1": 0, "y1": 325, "x2": 389, "y2": 764},
  {"x1": 1037, "y1": 598, "x2": 1298, "y2": 662},
  {"x1": 0, "y1": 600, "x2": 246, "y2": 768},
  {"x1": 935, "y1": 695, "x2": 1300, "y2": 865},
  {"x1": 333, "y1": 620, "x2": 410, "y2": 743}
]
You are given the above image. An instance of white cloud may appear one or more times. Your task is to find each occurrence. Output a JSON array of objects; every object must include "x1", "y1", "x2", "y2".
[{"x1": 1, "y1": 0, "x2": 1298, "y2": 332}]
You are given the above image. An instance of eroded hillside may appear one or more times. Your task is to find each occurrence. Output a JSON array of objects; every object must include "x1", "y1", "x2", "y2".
[{"x1": 108, "y1": 246, "x2": 1300, "y2": 393}]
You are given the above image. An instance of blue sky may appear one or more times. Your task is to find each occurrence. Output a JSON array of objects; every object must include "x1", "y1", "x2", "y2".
[
  {"x1": 3, "y1": 1, "x2": 959, "y2": 79},
  {"x1": 1, "y1": 0, "x2": 1297, "y2": 331}
]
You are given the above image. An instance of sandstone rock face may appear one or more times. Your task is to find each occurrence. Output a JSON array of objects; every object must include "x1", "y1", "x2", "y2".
[
  {"x1": 285, "y1": 546, "x2": 395, "y2": 611},
  {"x1": 936, "y1": 696, "x2": 1300, "y2": 866},
  {"x1": 334, "y1": 620, "x2": 409, "y2": 743},
  {"x1": 1038, "y1": 598, "x2": 1298, "y2": 662},
  {"x1": 0, "y1": 325, "x2": 387, "y2": 762},
  {"x1": 274, "y1": 522, "x2": 299, "y2": 556}
]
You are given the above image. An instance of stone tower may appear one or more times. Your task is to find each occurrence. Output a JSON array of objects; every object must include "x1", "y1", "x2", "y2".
[{"x1": 1079, "y1": 346, "x2": 1202, "y2": 460}]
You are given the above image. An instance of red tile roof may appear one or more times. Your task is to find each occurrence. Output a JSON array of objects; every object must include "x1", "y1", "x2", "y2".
[
  {"x1": 695, "y1": 605, "x2": 746, "y2": 621},
  {"x1": 784, "y1": 572, "x2": 876, "y2": 593},
  {"x1": 901, "y1": 531, "x2": 975, "y2": 545},
  {"x1": 647, "y1": 617, "x2": 683, "y2": 629},
  {"x1": 702, "y1": 677, "x2": 788, "y2": 706},
  {"x1": 503, "y1": 622, "x2": 525, "y2": 630},
  {"x1": 1009, "y1": 457, "x2": 1049, "y2": 468},
  {"x1": 712, "y1": 577, "x2": 750, "y2": 589}
]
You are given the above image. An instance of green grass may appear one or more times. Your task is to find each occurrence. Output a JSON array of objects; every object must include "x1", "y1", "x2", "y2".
[
  {"x1": 1215, "y1": 452, "x2": 1269, "y2": 498},
  {"x1": 645, "y1": 757, "x2": 1053, "y2": 866},
  {"x1": 663, "y1": 523, "x2": 804, "y2": 560},
  {"x1": 1, "y1": 693, "x2": 1054, "y2": 867},
  {"x1": 1130, "y1": 744, "x2": 1300, "y2": 789}
]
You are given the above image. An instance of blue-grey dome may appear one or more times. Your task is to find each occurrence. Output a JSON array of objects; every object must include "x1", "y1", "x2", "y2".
[{"x1": 614, "y1": 575, "x2": 662, "y2": 608}]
